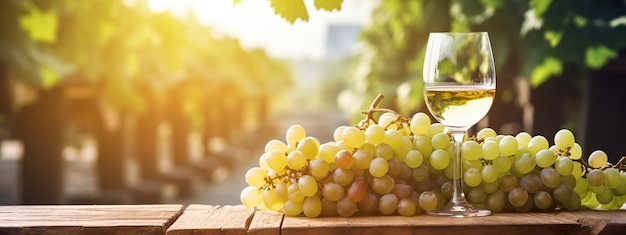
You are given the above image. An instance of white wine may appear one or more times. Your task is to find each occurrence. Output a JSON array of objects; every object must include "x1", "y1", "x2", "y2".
[{"x1": 425, "y1": 85, "x2": 495, "y2": 129}]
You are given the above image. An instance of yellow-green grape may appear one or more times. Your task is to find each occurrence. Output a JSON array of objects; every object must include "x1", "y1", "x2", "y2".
[
  {"x1": 265, "y1": 139, "x2": 288, "y2": 153},
  {"x1": 528, "y1": 135, "x2": 549, "y2": 156},
  {"x1": 499, "y1": 135, "x2": 519, "y2": 156},
  {"x1": 297, "y1": 137, "x2": 319, "y2": 160},
  {"x1": 309, "y1": 159, "x2": 330, "y2": 178},
  {"x1": 515, "y1": 132, "x2": 532, "y2": 149},
  {"x1": 298, "y1": 175, "x2": 319, "y2": 197},
  {"x1": 395, "y1": 136, "x2": 414, "y2": 162},
  {"x1": 604, "y1": 168, "x2": 622, "y2": 189},
  {"x1": 571, "y1": 161, "x2": 584, "y2": 179},
  {"x1": 397, "y1": 198, "x2": 418, "y2": 216},
  {"x1": 464, "y1": 168, "x2": 482, "y2": 187},
  {"x1": 514, "y1": 153, "x2": 536, "y2": 175},
  {"x1": 302, "y1": 196, "x2": 322, "y2": 217},
  {"x1": 410, "y1": 112, "x2": 431, "y2": 136},
  {"x1": 333, "y1": 126, "x2": 347, "y2": 142},
  {"x1": 573, "y1": 176, "x2": 589, "y2": 198},
  {"x1": 275, "y1": 181, "x2": 290, "y2": 202},
  {"x1": 414, "y1": 135, "x2": 433, "y2": 157},
  {"x1": 404, "y1": 150, "x2": 424, "y2": 168},
  {"x1": 318, "y1": 143, "x2": 339, "y2": 163},
  {"x1": 535, "y1": 149, "x2": 557, "y2": 168},
  {"x1": 240, "y1": 186, "x2": 262, "y2": 208},
  {"x1": 429, "y1": 123, "x2": 446, "y2": 137},
  {"x1": 588, "y1": 150, "x2": 608, "y2": 168},
  {"x1": 369, "y1": 158, "x2": 389, "y2": 177},
  {"x1": 555, "y1": 156, "x2": 574, "y2": 176},
  {"x1": 287, "y1": 151, "x2": 307, "y2": 169},
  {"x1": 493, "y1": 155, "x2": 512, "y2": 173},
  {"x1": 482, "y1": 141, "x2": 500, "y2": 160},
  {"x1": 286, "y1": 124, "x2": 307, "y2": 146},
  {"x1": 429, "y1": 149, "x2": 450, "y2": 170},
  {"x1": 379, "y1": 112, "x2": 399, "y2": 129},
  {"x1": 265, "y1": 150, "x2": 287, "y2": 172},
  {"x1": 334, "y1": 140, "x2": 351, "y2": 152},
  {"x1": 587, "y1": 169, "x2": 606, "y2": 187},
  {"x1": 554, "y1": 129, "x2": 575, "y2": 150},
  {"x1": 418, "y1": 191, "x2": 439, "y2": 212},
  {"x1": 462, "y1": 140, "x2": 482, "y2": 161},
  {"x1": 342, "y1": 126, "x2": 366, "y2": 149},
  {"x1": 258, "y1": 153, "x2": 270, "y2": 170},
  {"x1": 477, "y1": 127, "x2": 497, "y2": 140},
  {"x1": 431, "y1": 132, "x2": 450, "y2": 150},
  {"x1": 365, "y1": 124, "x2": 386, "y2": 145},
  {"x1": 614, "y1": 174, "x2": 626, "y2": 196},
  {"x1": 383, "y1": 129, "x2": 403, "y2": 149},
  {"x1": 288, "y1": 183, "x2": 306, "y2": 203},
  {"x1": 322, "y1": 182, "x2": 345, "y2": 202},
  {"x1": 375, "y1": 143, "x2": 394, "y2": 161},
  {"x1": 245, "y1": 167, "x2": 267, "y2": 187},
  {"x1": 481, "y1": 165, "x2": 499, "y2": 183},
  {"x1": 262, "y1": 188, "x2": 284, "y2": 211},
  {"x1": 569, "y1": 143, "x2": 583, "y2": 160},
  {"x1": 283, "y1": 200, "x2": 303, "y2": 216}
]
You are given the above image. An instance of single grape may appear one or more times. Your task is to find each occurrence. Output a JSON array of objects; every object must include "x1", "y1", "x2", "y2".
[
  {"x1": 333, "y1": 126, "x2": 347, "y2": 142},
  {"x1": 322, "y1": 182, "x2": 345, "y2": 202},
  {"x1": 397, "y1": 198, "x2": 417, "y2": 216},
  {"x1": 461, "y1": 140, "x2": 482, "y2": 161},
  {"x1": 387, "y1": 158, "x2": 402, "y2": 178},
  {"x1": 595, "y1": 185, "x2": 614, "y2": 204},
  {"x1": 265, "y1": 150, "x2": 287, "y2": 172},
  {"x1": 357, "y1": 192, "x2": 379, "y2": 215},
  {"x1": 418, "y1": 191, "x2": 439, "y2": 212},
  {"x1": 302, "y1": 196, "x2": 322, "y2": 217},
  {"x1": 275, "y1": 181, "x2": 289, "y2": 202},
  {"x1": 514, "y1": 153, "x2": 536, "y2": 175},
  {"x1": 515, "y1": 132, "x2": 532, "y2": 148},
  {"x1": 333, "y1": 168, "x2": 354, "y2": 186},
  {"x1": 365, "y1": 124, "x2": 386, "y2": 145},
  {"x1": 498, "y1": 135, "x2": 519, "y2": 157},
  {"x1": 468, "y1": 187, "x2": 488, "y2": 204},
  {"x1": 569, "y1": 143, "x2": 582, "y2": 160},
  {"x1": 369, "y1": 158, "x2": 389, "y2": 177},
  {"x1": 342, "y1": 126, "x2": 366, "y2": 149},
  {"x1": 245, "y1": 167, "x2": 267, "y2": 187},
  {"x1": 393, "y1": 183, "x2": 414, "y2": 199},
  {"x1": 371, "y1": 175, "x2": 395, "y2": 195},
  {"x1": 429, "y1": 123, "x2": 446, "y2": 137},
  {"x1": 283, "y1": 200, "x2": 303, "y2": 216},
  {"x1": 353, "y1": 149, "x2": 374, "y2": 169},
  {"x1": 262, "y1": 188, "x2": 284, "y2": 211},
  {"x1": 508, "y1": 187, "x2": 529, "y2": 207},
  {"x1": 534, "y1": 191, "x2": 554, "y2": 211},
  {"x1": 482, "y1": 141, "x2": 500, "y2": 160},
  {"x1": 499, "y1": 174, "x2": 519, "y2": 192},
  {"x1": 554, "y1": 129, "x2": 575, "y2": 150},
  {"x1": 493, "y1": 155, "x2": 512, "y2": 173},
  {"x1": 431, "y1": 132, "x2": 451, "y2": 150},
  {"x1": 336, "y1": 196, "x2": 358, "y2": 217},
  {"x1": 309, "y1": 159, "x2": 330, "y2": 178},
  {"x1": 288, "y1": 183, "x2": 305, "y2": 203},
  {"x1": 571, "y1": 161, "x2": 584, "y2": 179},
  {"x1": 265, "y1": 139, "x2": 288, "y2": 153},
  {"x1": 347, "y1": 179, "x2": 368, "y2": 202},
  {"x1": 335, "y1": 150, "x2": 354, "y2": 169},
  {"x1": 486, "y1": 189, "x2": 506, "y2": 213},
  {"x1": 240, "y1": 186, "x2": 262, "y2": 208},
  {"x1": 383, "y1": 129, "x2": 403, "y2": 149},
  {"x1": 553, "y1": 183, "x2": 573, "y2": 203},
  {"x1": 528, "y1": 135, "x2": 549, "y2": 156},
  {"x1": 413, "y1": 135, "x2": 433, "y2": 157},
  {"x1": 540, "y1": 167, "x2": 561, "y2": 189},
  {"x1": 287, "y1": 151, "x2": 307, "y2": 169},
  {"x1": 520, "y1": 174, "x2": 542, "y2": 194},
  {"x1": 535, "y1": 149, "x2": 557, "y2": 168},
  {"x1": 604, "y1": 168, "x2": 621, "y2": 189},
  {"x1": 464, "y1": 167, "x2": 482, "y2": 187},
  {"x1": 429, "y1": 149, "x2": 450, "y2": 170},
  {"x1": 375, "y1": 143, "x2": 394, "y2": 160},
  {"x1": 378, "y1": 112, "x2": 399, "y2": 129},
  {"x1": 286, "y1": 124, "x2": 307, "y2": 146},
  {"x1": 297, "y1": 137, "x2": 319, "y2": 159},
  {"x1": 481, "y1": 165, "x2": 499, "y2": 183},
  {"x1": 404, "y1": 149, "x2": 424, "y2": 168},
  {"x1": 587, "y1": 169, "x2": 606, "y2": 187},
  {"x1": 477, "y1": 128, "x2": 497, "y2": 140},
  {"x1": 378, "y1": 193, "x2": 399, "y2": 215},
  {"x1": 410, "y1": 112, "x2": 431, "y2": 136},
  {"x1": 588, "y1": 150, "x2": 608, "y2": 168},
  {"x1": 298, "y1": 175, "x2": 319, "y2": 197}
]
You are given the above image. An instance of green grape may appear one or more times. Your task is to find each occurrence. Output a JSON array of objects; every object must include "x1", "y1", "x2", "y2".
[
  {"x1": 554, "y1": 156, "x2": 574, "y2": 176},
  {"x1": 482, "y1": 141, "x2": 500, "y2": 160},
  {"x1": 369, "y1": 158, "x2": 389, "y2": 177},
  {"x1": 482, "y1": 165, "x2": 499, "y2": 183},
  {"x1": 429, "y1": 149, "x2": 450, "y2": 170},
  {"x1": 429, "y1": 123, "x2": 446, "y2": 137},
  {"x1": 604, "y1": 168, "x2": 621, "y2": 189},
  {"x1": 245, "y1": 167, "x2": 267, "y2": 187},
  {"x1": 554, "y1": 129, "x2": 575, "y2": 150},
  {"x1": 395, "y1": 136, "x2": 414, "y2": 162},
  {"x1": 372, "y1": 175, "x2": 395, "y2": 195},
  {"x1": 333, "y1": 126, "x2": 347, "y2": 142},
  {"x1": 353, "y1": 149, "x2": 374, "y2": 169},
  {"x1": 486, "y1": 189, "x2": 506, "y2": 213},
  {"x1": 540, "y1": 167, "x2": 561, "y2": 189},
  {"x1": 335, "y1": 150, "x2": 354, "y2": 169},
  {"x1": 302, "y1": 196, "x2": 322, "y2": 217},
  {"x1": 379, "y1": 112, "x2": 399, "y2": 129},
  {"x1": 286, "y1": 124, "x2": 307, "y2": 146},
  {"x1": 414, "y1": 135, "x2": 433, "y2": 157},
  {"x1": 342, "y1": 126, "x2": 366, "y2": 149},
  {"x1": 588, "y1": 150, "x2": 608, "y2": 168},
  {"x1": 258, "y1": 153, "x2": 270, "y2": 171},
  {"x1": 322, "y1": 182, "x2": 345, "y2": 202},
  {"x1": 287, "y1": 151, "x2": 307, "y2": 169},
  {"x1": 265, "y1": 150, "x2": 287, "y2": 172},
  {"x1": 514, "y1": 153, "x2": 536, "y2": 175},
  {"x1": 464, "y1": 167, "x2": 482, "y2": 187},
  {"x1": 587, "y1": 169, "x2": 606, "y2": 187},
  {"x1": 383, "y1": 129, "x2": 403, "y2": 149},
  {"x1": 283, "y1": 200, "x2": 303, "y2": 216},
  {"x1": 361, "y1": 142, "x2": 376, "y2": 156},
  {"x1": 508, "y1": 187, "x2": 529, "y2": 207},
  {"x1": 499, "y1": 174, "x2": 518, "y2": 192},
  {"x1": 528, "y1": 135, "x2": 549, "y2": 156},
  {"x1": 365, "y1": 124, "x2": 386, "y2": 145},
  {"x1": 418, "y1": 191, "x2": 439, "y2": 211},
  {"x1": 468, "y1": 187, "x2": 487, "y2": 204},
  {"x1": 275, "y1": 181, "x2": 289, "y2": 202},
  {"x1": 615, "y1": 174, "x2": 626, "y2": 196},
  {"x1": 571, "y1": 161, "x2": 584, "y2": 179},
  {"x1": 288, "y1": 183, "x2": 306, "y2": 203},
  {"x1": 240, "y1": 186, "x2": 262, "y2": 208},
  {"x1": 477, "y1": 127, "x2": 497, "y2": 140},
  {"x1": 595, "y1": 184, "x2": 614, "y2": 204},
  {"x1": 412, "y1": 164, "x2": 430, "y2": 182},
  {"x1": 333, "y1": 168, "x2": 354, "y2": 186},
  {"x1": 336, "y1": 196, "x2": 358, "y2": 217},
  {"x1": 431, "y1": 132, "x2": 451, "y2": 150},
  {"x1": 493, "y1": 155, "x2": 512, "y2": 173},
  {"x1": 375, "y1": 143, "x2": 394, "y2": 160},
  {"x1": 298, "y1": 175, "x2": 319, "y2": 197},
  {"x1": 461, "y1": 140, "x2": 482, "y2": 161},
  {"x1": 404, "y1": 149, "x2": 424, "y2": 168},
  {"x1": 397, "y1": 198, "x2": 418, "y2": 216},
  {"x1": 569, "y1": 143, "x2": 582, "y2": 160},
  {"x1": 589, "y1": 184, "x2": 606, "y2": 194},
  {"x1": 318, "y1": 143, "x2": 339, "y2": 163},
  {"x1": 262, "y1": 188, "x2": 284, "y2": 211},
  {"x1": 515, "y1": 132, "x2": 532, "y2": 148},
  {"x1": 347, "y1": 178, "x2": 368, "y2": 202},
  {"x1": 499, "y1": 135, "x2": 519, "y2": 157},
  {"x1": 297, "y1": 137, "x2": 319, "y2": 160},
  {"x1": 378, "y1": 193, "x2": 399, "y2": 215},
  {"x1": 535, "y1": 149, "x2": 557, "y2": 168},
  {"x1": 410, "y1": 112, "x2": 431, "y2": 136},
  {"x1": 520, "y1": 174, "x2": 542, "y2": 194},
  {"x1": 265, "y1": 139, "x2": 288, "y2": 154},
  {"x1": 573, "y1": 176, "x2": 589, "y2": 198},
  {"x1": 334, "y1": 140, "x2": 351, "y2": 152},
  {"x1": 310, "y1": 159, "x2": 330, "y2": 179}
]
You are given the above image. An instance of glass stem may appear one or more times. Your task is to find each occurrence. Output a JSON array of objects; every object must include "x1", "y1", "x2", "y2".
[{"x1": 451, "y1": 131, "x2": 467, "y2": 205}]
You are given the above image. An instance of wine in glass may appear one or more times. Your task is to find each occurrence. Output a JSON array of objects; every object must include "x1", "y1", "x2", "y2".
[{"x1": 422, "y1": 32, "x2": 496, "y2": 217}]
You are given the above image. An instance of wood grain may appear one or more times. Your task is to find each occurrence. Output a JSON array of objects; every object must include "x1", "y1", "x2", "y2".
[
  {"x1": 247, "y1": 209, "x2": 283, "y2": 235},
  {"x1": 0, "y1": 204, "x2": 183, "y2": 235},
  {"x1": 166, "y1": 204, "x2": 255, "y2": 235}
]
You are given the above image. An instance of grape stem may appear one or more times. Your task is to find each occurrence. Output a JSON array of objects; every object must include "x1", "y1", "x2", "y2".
[{"x1": 359, "y1": 94, "x2": 409, "y2": 129}]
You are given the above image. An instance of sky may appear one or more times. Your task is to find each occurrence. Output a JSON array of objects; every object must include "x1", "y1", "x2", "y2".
[{"x1": 147, "y1": 0, "x2": 376, "y2": 60}]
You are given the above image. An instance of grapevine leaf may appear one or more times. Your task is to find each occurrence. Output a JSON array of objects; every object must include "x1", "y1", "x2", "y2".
[
  {"x1": 530, "y1": 57, "x2": 562, "y2": 88},
  {"x1": 530, "y1": 0, "x2": 551, "y2": 18},
  {"x1": 314, "y1": 0, "x2": 343, "y2": 11},
  {"x1": 585, "y1": 45, "x2": 617, "y2": 70},
  {"x1": 18, "y1": 3, "x2": 58, "y2": 43},
  {"x1": 270, "y1": 0, "x2": 309, "y2": 24},
  {"x1": 544, "y1": 30, "x2": 562, "y2": 47}
]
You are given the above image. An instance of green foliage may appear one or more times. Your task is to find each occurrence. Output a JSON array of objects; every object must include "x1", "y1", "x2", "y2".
[{"x1": 236, "y1": 0, "x2": 343, "y2": 24}]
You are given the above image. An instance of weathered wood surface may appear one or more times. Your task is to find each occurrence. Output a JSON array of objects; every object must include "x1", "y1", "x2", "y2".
[
  {"x1": 0, "y1": 204, "x2": 183, "y2": 235},
  {"x1": 166, "y1": 205, "x2": 626, "y2": 235}
]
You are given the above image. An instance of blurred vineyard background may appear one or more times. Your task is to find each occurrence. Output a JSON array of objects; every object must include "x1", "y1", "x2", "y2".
[{"x1": 1, "y1": 0, "x2": 626, "y2": 205}]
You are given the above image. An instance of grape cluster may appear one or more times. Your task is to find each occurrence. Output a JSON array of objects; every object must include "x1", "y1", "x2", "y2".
[{"x1": 240, "y1": 100, "x2": 626, "y2": 217}]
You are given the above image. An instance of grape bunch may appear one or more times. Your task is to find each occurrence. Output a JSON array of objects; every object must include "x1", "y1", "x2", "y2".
[{"x1": 240, "y1": 96, "x2": 626, "y2": 217}]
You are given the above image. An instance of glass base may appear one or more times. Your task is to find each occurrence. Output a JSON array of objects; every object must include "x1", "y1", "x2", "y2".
[{"x1": 427, "y1": 201, "x2": 491, "y2": 217}]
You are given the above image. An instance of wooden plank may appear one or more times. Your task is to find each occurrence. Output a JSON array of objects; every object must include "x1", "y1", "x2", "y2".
[
  {"x1": 248, "y1": 209, "x2": 283, "y2": 235},
  {"x1": 166, "y1": 205, "x2": 255, "y2": 235},
  {"x1": 0, "y1": 204, "x2": 183, "y2": 235},
  {"x1": 559, "y1": 209, "x2": 626, "y2": 235},
  {"x1": 281, "y1": 213, "x2": 589, "y2": 235}
]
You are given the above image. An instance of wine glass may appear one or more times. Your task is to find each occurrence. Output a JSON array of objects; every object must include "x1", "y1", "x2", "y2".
[{"x1": 422, "y1": 32, "x2": 496, "y2": 217}]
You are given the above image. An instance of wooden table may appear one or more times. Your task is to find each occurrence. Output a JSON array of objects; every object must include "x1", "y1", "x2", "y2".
[
  {"x1": 167, "y1": 204, "x2": 626, "y2": 235},
  {"x1": 0, "y1": 204, "x2": 183, "y2": 234}
]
